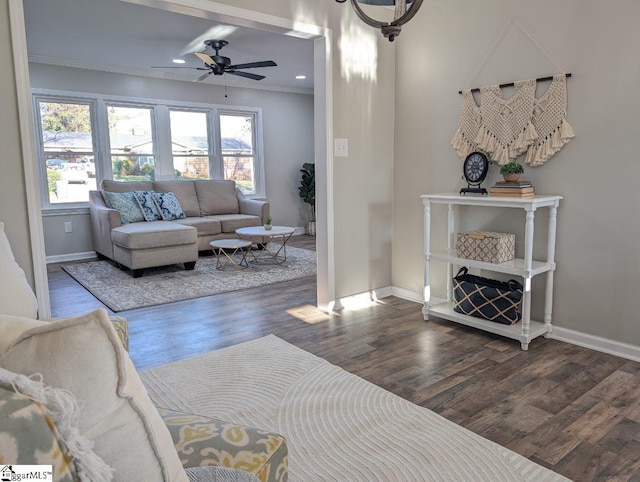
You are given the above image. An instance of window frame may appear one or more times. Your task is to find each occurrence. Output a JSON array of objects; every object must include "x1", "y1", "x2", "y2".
[
  {"x1": 32, "y1": 88, "x2": 266, "y2": 212},
  {"x1": 217, "y1": 109, "x2": 264, "y2": 197},
  {"x1": 33, "y1": 94, "x2": 99, "y2": 210}
]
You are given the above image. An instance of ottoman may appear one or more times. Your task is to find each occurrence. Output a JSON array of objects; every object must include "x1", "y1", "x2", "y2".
[{"x1": 110, "y1": 221, "x2": 198, "y2": 277}]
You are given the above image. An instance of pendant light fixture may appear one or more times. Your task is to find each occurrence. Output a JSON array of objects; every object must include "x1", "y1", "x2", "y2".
[{"x1": 335, "y1": 0, "x2": 424, "y2": 41}]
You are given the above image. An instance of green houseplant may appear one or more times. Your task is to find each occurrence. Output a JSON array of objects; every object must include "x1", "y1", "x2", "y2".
[
  {"x1": 499, "y1": 162, "x2": 524, "y2": 182},
  {"x1": 298, "y1": 162, "x2": 316, "y2": 236},
  {"x1": 264, "y1": 216, "x2": 273, "y2": 231}
]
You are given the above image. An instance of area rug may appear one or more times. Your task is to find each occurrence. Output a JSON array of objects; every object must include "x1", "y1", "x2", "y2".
[
  {"x1": 141, "y1": 335, "x2": 568, "y2": 482},
  {"x1": 62, "y1": 247, "x2": 315, "y2": 312}
]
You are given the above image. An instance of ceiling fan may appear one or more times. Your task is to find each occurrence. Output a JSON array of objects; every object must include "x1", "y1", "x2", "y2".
[{"x1": 152, "y1": 39, "x2": 277, "y2": 82}]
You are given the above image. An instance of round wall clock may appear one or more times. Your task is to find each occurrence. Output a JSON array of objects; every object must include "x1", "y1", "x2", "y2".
[{"x1": 460, "y1": 151, "x2": 489, "y2": 195}]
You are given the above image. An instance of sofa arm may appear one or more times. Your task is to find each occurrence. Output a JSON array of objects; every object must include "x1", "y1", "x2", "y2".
[
  {"x1": 158, "y1": 408, "x2": 288, "y2": 482},
  {"x1": 89, "y1": 190, "x2": 121, "y2": 259},
  {"x1": 237, "y1": 195, "x2": 270, "y2": 224}
]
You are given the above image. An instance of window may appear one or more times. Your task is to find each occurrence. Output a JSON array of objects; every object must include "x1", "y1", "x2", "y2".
[
  {"x1": 35, "y1": 99, "x2": 98, "y2": 205},
  {"x1": 107, "y1": 105, "x2": 155, "y2": 181},
  {"x1": 170, "y1": 110, "x2": 211, "y2": 180},
  {"x1": 33, "y1": 90, "x2": 265, "y2": 209},
  {"x1": 219, "y1": 112, "x2": 258, "y2": 195}
]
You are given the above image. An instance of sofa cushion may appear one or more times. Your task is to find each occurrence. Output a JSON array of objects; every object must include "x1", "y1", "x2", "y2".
[
  {"x1": 134, "y1": 190, "x2": 163, "y2": 222},
  {"x1": 0, "y1": 310, "x2": 189, "y2": 482},
  {"x1": 112, "y1": 221, "x2": 196, "y2": 250},
  {"x1": 174, "y1": 217, "x2": 222, "y2": 236},
  {"x1": 0, "y1": 368, "x2": 113, "y2": 481},
  {"x1": 0, "y1": 223, "x2": 38, "y2": 319},
  {"x1": 153, "y1": 181, "x2": 200, "y2": 217},
  {"x1": 195, "y1": 180, "x2": 240, "y2": 216},
  {"x1": 104, "y1": 192, "x2": 146, "y2": 224},
  {"x1": 0, "y1": 314, "x2": 46, "y2": 355},
  {"x1": 208, "y1": 214, "x2": 262, "y2": 233},
  {"x1": 153, "y1": 192, "x2": 187, "y2": 221},
  {"x1": 102, "y1": 179, "x2": 154, "y2": 193}
]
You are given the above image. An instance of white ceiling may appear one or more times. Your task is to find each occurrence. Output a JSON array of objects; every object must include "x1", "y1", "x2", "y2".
[{"x1": 23, "y1": 0, "x2": 315, "y2": 94}]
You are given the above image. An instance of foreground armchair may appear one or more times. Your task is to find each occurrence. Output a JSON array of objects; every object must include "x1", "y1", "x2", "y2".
[{"x1": 0, "y1": 222, "x2": 287, "y2": 481}]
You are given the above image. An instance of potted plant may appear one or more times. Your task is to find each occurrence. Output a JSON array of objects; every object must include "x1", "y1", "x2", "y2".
[
  {"x1": 499, "y1": 162, "x2": 524, "y2": 182},
  {"x1": 264, "y1": 216, "x2": 273, "y2": 231},
  {"x1": 298, "y1": 162, "x2": 315, "y2": 236}
]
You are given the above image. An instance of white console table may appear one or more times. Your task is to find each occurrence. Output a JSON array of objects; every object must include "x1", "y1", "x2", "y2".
[{"x1": 421, "y1": 193, "x2": 562, "y2": 350}]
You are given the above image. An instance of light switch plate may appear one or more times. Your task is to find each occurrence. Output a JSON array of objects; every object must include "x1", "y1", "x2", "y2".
[{"x1": 334, "y1": 138, "x2": 348, "y2": 157}]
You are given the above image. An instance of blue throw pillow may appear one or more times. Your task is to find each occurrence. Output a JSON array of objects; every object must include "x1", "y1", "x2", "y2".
[
  {"x1": 133, "y1": 191, "x2": 162, "y2": 222},
  {"x1": 152, "y1": 192, "x2": 186, "y2": 221},
  {"x1": 103, "y1": 192, "x2": 145, "y2": 224}
]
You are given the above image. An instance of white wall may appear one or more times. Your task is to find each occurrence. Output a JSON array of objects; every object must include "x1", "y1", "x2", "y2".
[
  {"x1": 393, "y1": 0, "x2": 640, "y2": 345},
  {"x1": 29, "y1": 63, "x2": 314, "y2": 258},
  {"x1": 204, "y1": 1, "x2": 397, "y2": 299},
  {"x1": 0, "y1": 2, "x2": 34, "y2": 284}
]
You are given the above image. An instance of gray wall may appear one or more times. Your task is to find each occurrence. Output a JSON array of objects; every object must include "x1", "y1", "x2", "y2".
[
  {"x1": 0, "y1": 2, "x2": 34, "y2": 284},
  {"x1": 393, "y1": 0, "x2": 640, "y2": 345},
  {"x1": 29, "y1": 63, "x2": 315, "y2": 258}
]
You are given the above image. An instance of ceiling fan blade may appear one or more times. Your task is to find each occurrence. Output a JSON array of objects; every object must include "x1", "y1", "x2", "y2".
[
  {"x1": 193, "y1": 71, "x2": 212, "y2": 82},
  {"x1": 227, "y1": 70, "x2": 265, "y2": 81},
  {"x1": 194, "y1": 51, "x2": 217, "y2": 67},
  {"x1": 229, "y1": 60, "x2": 277, "y2": 70},
  {"x1": 151, "y1": 66, "x2": 209, "y2": 70}
]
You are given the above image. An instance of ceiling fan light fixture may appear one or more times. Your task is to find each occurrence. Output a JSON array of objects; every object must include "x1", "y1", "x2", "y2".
[
  {"x1": 172, "y1": 58, "x2": 186, "y2": 64},
  {"x1": 295, "y1": 75, "x2": 306, "y2": 80},
  {"x1": 336, "y1": 0, "x2": 423, "y2": 41}
]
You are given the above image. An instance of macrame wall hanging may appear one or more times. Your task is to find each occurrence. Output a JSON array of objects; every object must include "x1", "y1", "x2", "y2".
[{"x1": 451, "y1": 17, "x2": 575, "y2": 166}]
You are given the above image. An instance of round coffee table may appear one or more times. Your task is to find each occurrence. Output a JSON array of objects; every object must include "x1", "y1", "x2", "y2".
[
  {"x1": 209, "y1": 239, "x2": 253, "y2": 271},
  {"x1": 235, "y1": 226, "x2": 296, "y2": 264}
]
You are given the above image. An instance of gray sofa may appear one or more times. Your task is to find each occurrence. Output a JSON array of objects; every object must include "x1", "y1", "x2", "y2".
[{"x1": 89, "y1": 179, "x2": 269, "y2": 277}]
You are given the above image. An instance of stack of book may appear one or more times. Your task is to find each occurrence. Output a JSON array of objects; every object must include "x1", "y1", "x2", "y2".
[{"x1": 489, "y1": 181, "x2": 535, "y2": 198}]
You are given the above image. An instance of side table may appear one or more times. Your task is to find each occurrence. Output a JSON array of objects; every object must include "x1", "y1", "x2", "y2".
[
  {"x1": 210, "y1": 239, "x2": 254, "y2": 271},
  {"x1": 235, "y1": 226, "x2": 295, "y2": 264}
]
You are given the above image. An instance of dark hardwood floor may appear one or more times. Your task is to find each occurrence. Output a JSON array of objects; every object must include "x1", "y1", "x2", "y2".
[{"x1": 48, "y1": 235, "x2": 640, "y2": 481}]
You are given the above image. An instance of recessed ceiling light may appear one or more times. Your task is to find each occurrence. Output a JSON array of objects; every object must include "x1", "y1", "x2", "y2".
[
  {"x1": 172, "y1": 59, "x2": 186, "y2": 64},
  {"x1": 296, "y1": 75, "x2": 306, "y2": 80}
]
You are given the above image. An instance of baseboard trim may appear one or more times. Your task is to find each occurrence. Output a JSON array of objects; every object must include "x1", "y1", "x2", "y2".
[
  {"x1": 46, "y1": 251, "x2": 97, "y2": 264},
  {"x1": 387, "y1": 285, "x2": 640, "y2": 362},
  {"x1": 550, "y1": 326, "x2": 640, "y2": 363},
  {"x1": 391, "y1": 286, "x2": 423, "y2": 304}
]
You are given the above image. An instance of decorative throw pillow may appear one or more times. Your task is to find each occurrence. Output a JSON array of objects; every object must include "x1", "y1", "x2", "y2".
[
  {"x1": 153, "y1": 192, "x2": 187, "y2": 221},
  {"x1": 0, "y1": 222, "x2": 38, "y2": 319},
  {"x1": 0, "y1": 310, "x2": 189, "y2": 482},
  {"x1": 0, "y1": 368, "x2": 113, "y2": 482},
  {"x1": 133, "y1": 190, "x2": 163, "y2": 222},
  {"x1": 103, "y1": 192, "x2": 145, "y2": 224}
]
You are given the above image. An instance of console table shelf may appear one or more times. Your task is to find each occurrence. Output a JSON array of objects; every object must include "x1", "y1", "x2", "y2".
[{"x1": 421, "y1": 193, "x2": 562, "y2": 350}]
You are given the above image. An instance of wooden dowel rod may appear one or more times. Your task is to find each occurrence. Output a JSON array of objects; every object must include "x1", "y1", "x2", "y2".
[{"x1": 458, "y1": 73, "x2": 572, "y2": 94}]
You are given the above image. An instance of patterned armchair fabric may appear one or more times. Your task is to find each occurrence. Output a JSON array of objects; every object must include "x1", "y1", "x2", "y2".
[{"x1": 158, "y1": 408, "x2": 288, "y2": 482}]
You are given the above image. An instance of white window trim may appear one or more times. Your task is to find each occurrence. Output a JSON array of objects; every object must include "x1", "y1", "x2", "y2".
[
  {"x1": 32, "y1": 94, "x2": 99, "y2": 210},
  {"x1": 31, "y1": 88, "x2": 267, "y2": 208}
]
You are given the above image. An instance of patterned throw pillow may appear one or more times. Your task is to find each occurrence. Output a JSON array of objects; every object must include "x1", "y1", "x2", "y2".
[
  {"x1": 153, "y1": 192, "x2": 187, "y2": 221},
  {"x1": 133, "y1": 190, "x2": 163, "y2": 222},
  {"x1": 103, "y1": 191, "x2": 145, "y2": 224}
]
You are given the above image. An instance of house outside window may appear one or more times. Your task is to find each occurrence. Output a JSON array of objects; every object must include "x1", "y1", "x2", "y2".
[
  {"x1": 34, "y1": 98, "x2": 98, "y2": 206},
  {"x1": 107, "y1": 105, "x2": 156, "y2": 182},
  {"x1": 170, "y1": 110, "x2": 211, "y2": 180},
  {"x1": 219, "y1": 111, "x2": 259, "y2": 195}
]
